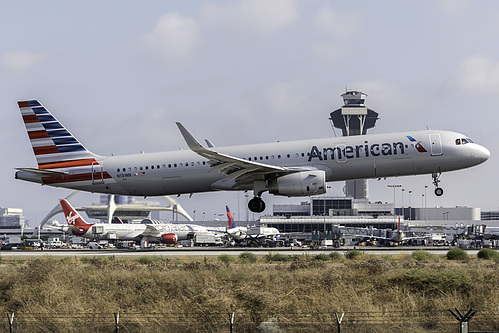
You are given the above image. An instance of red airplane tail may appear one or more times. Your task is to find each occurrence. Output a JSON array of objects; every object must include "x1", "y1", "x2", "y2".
[{"x1": 60, "y1": 199, "x2": 91, "y2": 227}]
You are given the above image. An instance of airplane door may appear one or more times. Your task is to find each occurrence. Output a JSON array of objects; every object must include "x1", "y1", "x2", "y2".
[
  {"x1": 91, "y1": 161, "x2": 105, "y2": 184},
  {"x1": 429, "y1": 134, "x2": 442, "y2": 156},
  {"x1": 335, "y1": 145, "x2": 347, "y2": 164}
]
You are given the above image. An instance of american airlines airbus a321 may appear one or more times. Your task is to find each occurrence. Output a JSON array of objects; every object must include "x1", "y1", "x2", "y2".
[{"x1": 16, "y1": 100, "x2": 490, "y2": 213}]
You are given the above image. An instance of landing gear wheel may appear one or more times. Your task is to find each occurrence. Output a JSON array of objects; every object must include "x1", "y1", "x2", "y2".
[
  {"x1": 248, "y1": 197, "x2": 266, "y2": 213},
  {"x1": 434, "y1": 187, "x2": 443, "y2": 196}
]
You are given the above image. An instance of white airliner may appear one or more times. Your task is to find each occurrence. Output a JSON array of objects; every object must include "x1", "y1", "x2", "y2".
[
  {"x1": 225, "y1": 206, "x2": 280, "y2": 241},
  {"x1": 59, "y1": 199, "x2": 219, "y2": 244},
  {"x1": 16, "y1": 100, "x2": 490, "y2": 213}
]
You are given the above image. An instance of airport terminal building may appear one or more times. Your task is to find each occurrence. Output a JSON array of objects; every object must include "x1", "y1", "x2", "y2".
[{"x1": 262, "y1": 196, "x2": 484, "y2": 234}]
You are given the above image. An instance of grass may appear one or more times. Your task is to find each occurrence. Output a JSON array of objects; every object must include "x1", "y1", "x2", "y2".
[
  {"x1": 446, "y1": 248, "x2": 469, "y2": 260},
  {"x1": 0, "y1": 253, "x2": 497, "y2": 332}
]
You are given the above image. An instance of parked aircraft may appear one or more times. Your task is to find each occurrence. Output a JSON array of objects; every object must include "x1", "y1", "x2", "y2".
[
  {"x1": 59, "y1": 199, "x2": 218, "y2": 244},
  {"x1": 224, "y1": 206, "x2": 280, "y2": 243},
  {"x1": 16, "y1": 100, "x2": 490, "y2": 213},
  {"x1": 225, "y1": 206, "x2": 247, "y2": 240}
]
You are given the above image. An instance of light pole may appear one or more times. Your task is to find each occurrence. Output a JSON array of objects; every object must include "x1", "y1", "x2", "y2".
[
  {"x1": 424, "y1": 185, "x2": 428, "y2": 221},
  {"x1": 401, "y1": 188, "x2": 405, "y2": 219},
  {"x1": 408, "y1": 190, "x2": 412, "y2": 220},
  {"x1": 387, "y1": 184, "x2": 402, "y2": 222}
]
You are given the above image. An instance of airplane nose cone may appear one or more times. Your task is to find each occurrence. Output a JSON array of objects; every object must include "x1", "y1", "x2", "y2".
[{"x1": 473, "y1": 144, "x2": 490, "y2": 164}]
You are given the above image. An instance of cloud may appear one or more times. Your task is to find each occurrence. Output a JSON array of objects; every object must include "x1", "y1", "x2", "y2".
[
  {"x1": 202, "y1": 0, "x2": 299, "y2": 34},
  {"x1": 262, "y1": 78, "x2": 314, "y2": 114},
  {"x1": 311, "y1": 4, "x2": 363, "y2": 62},
  {"x1": 451, "y1": 54, "x2": 499, "y2": 95},
  {"x1": 314, "y1": 4, "x2": 361, "y2": 39},
  {"x1": 143, "y1": 12, "x2": 202, "y2": 62},
  {"x1": 1, "y1": 50, "x2": 50, "y2": 72}
]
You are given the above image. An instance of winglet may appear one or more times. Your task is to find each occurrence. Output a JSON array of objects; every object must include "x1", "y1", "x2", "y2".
[{"x1": 176, "y1": 122, "x2": 204, "y2": 152}]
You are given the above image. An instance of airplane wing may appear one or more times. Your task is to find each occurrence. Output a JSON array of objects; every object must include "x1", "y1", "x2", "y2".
[
  {"x1": 142, "y1": 224, "x2": 162, "y2": 237},
  {"x1": 176, "y1": 123, "x2": 309, "y2": 188}
]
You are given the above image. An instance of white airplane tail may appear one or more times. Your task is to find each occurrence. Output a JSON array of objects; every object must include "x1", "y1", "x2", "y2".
[{"x1": 18, "y1": 100, "x2": 99, "y2": 169}]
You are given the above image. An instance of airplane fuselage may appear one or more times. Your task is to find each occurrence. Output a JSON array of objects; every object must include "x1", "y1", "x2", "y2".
[{"x1": 16, "y1": 130, "x2": 490, "y2": 197}]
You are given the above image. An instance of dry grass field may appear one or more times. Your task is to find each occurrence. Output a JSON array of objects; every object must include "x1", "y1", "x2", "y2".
[{"x1": 0, "y1": 249, "x2": 498, "y2": 332}]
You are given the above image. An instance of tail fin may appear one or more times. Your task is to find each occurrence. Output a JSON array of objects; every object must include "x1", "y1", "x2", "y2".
[
  {"x1": 60, "y1": 199, "x2": 91, "y2": 227},
  {"x1": 226, "y1": 206, "x2": 234, "y2": 229},
  {"x1": 18, "y1": 100, "x2": 99, "y2": 169}
]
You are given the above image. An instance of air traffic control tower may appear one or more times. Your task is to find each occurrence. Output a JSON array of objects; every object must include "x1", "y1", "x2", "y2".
[{"x1": 329, "y1": 90, "x2": 379, "y2": 199}]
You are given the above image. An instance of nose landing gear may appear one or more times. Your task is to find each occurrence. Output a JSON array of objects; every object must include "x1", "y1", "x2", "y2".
[{"x1": 432, "y1": 172, "x2": 443, "y2": 196}]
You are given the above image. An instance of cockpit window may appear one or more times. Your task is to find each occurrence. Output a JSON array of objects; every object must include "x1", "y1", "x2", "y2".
[{"x1": 456, "y1": 138, "x2": 475, "y2": 145}]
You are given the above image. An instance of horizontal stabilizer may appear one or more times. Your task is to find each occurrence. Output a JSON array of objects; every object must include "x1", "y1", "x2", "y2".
[{"x1": 15, "y1": 167, "x2": 68, "y2": 176}]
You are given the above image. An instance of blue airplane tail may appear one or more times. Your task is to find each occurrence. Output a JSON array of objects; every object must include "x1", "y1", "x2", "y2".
[{"x1": 226, "y1": 206, "x2": 234, "y2": 229}]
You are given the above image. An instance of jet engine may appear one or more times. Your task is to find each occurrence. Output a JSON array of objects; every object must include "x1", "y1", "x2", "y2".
[
  {"x1": 268, "y1": 170, "x2": 326, "y2": 196},
  {"x1": 160, "y1": 233, "x2": 178, "y2": 244}
]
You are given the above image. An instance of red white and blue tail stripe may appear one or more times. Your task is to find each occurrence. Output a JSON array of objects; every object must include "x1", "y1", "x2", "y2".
[{"x1": 18, "y1": 100, "x2": 99, "y2": 168}]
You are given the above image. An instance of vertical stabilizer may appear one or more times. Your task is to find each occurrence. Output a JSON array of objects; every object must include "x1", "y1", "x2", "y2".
[
  {"x1": 60, "y1": 199, "x2": 91, "y2": 227},
  {"x1": 18, "y1": 100, "x2": 99, "y2": 169},
  {"x1": 226, "y1": 206, "x2": 234, "y2": 229}
]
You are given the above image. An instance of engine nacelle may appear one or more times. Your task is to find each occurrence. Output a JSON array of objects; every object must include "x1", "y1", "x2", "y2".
[
  {"x1": 160, "y1": 233, "x2": 178, "y2": 244},
  {"x1": 268, "y1": 170, "x2": 326, "y2": 196}
]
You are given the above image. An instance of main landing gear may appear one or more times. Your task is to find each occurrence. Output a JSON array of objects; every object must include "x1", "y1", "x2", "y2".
[
  {"x1": 432, "y1": 172, "x2": 444, "y2": 196},
  {"x1": 248, "y1": 181, "x2": 267, "y2": 213},
  {"x1": 248, "y1": 197, "x2": 266, "y2": 213}
]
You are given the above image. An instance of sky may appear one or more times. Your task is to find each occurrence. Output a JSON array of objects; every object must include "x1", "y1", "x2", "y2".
[{"x1": 1, "y1": 0, "x2": 499, "y2": 226}]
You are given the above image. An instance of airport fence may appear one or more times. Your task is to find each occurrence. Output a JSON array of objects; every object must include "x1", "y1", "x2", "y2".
[{"x1": 2, "y1": 308, "x2": 499, "y2": 332}]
